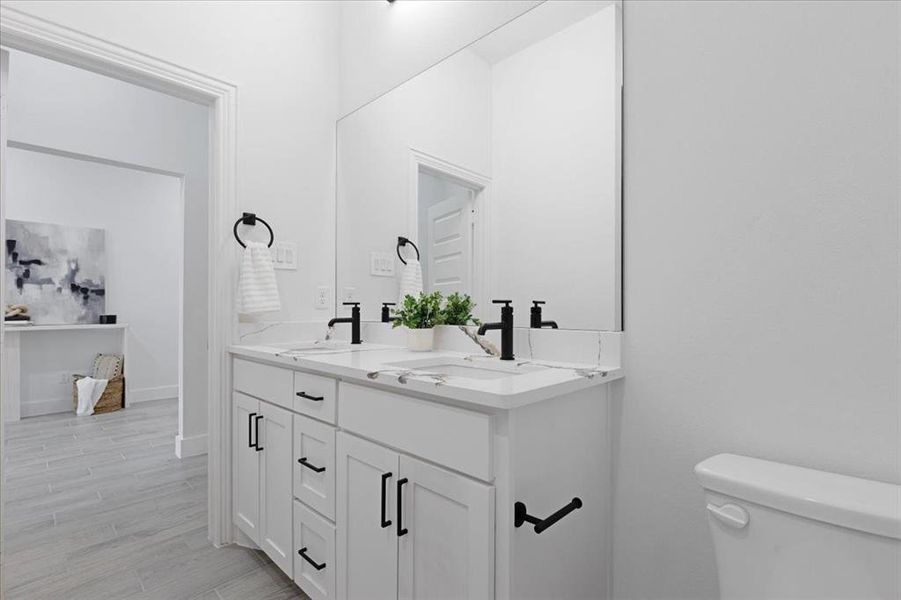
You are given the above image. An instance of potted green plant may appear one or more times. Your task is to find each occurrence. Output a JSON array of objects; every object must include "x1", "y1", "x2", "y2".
[
  {"x1": 441, "y1": 292, "x2": 480, "y2": 326},
  {"x1": 393, "y1": 291, "x2": 444, "y2": 351}
]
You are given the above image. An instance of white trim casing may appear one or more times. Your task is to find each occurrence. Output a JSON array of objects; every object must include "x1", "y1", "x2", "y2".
[
  {"x1": 176, "y1": 433, "x2": 209, "y2": 459},
  {"x1": 0, "y1": 6, "x2": 238, "y2": 547}
]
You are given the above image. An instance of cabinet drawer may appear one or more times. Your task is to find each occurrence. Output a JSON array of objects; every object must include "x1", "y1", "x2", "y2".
[
  {"x1": 294, "y1": 414, "x2": 336, "y2": 521},
  {"x1": 294, "y1": 371, "x2": 337, "y2": 424},
  {"x1": 294, "y1": 500, "x2": 336, "y2": 600},
  {"x1": 339, "y1": 383, "x2": 493, "y2": 481},
  {"x1": 233, "y1": 359, "x2": 293, "y2": 409}
]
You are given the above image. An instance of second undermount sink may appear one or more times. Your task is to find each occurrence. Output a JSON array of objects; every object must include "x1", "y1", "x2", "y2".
[{"x1": 384, "y1": 357, "x2": 545, "y2": 380}]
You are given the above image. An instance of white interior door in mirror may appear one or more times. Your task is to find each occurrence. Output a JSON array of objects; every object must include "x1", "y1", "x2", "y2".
[
  {"x1": 336, "y1": 0, "x2": 622, "y2": 330},
  {"x1": 418, "y1": 172, "x2": 474, "y2": 296}
]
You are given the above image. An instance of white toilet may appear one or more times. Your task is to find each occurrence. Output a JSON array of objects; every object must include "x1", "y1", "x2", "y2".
[{"x1": 695, "y1": 454, "x2": 901, "y2": 599}]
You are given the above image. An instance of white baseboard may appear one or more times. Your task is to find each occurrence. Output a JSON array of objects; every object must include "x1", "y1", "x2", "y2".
[
  {"x1": 175, "y1": 432, "x2": 208, "y2": 458},
  {"x1": 20, "y1": 397, "x2": 73, "y2": 418},
  {"x1": 129, "y1": 385, "x2": 178, "y2": 404}
]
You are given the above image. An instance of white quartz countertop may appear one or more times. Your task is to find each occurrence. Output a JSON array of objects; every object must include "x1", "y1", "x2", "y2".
[{"x1": 228, "y1": 342, "x2": 622, "y2": 410}]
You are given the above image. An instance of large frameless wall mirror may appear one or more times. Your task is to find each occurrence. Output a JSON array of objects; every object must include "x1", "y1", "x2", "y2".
[{"x1": 336, "y1": 0, "x2": 622, "y2": 331}]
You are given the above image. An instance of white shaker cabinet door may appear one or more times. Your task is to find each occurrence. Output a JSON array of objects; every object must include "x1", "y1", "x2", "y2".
[
  {"x1": 397, "y1": 455, "x2": 495, "y2": 600},
  {"x1": 336, "y1": 433, "x2": 399, "y2": 600},
  {"x1": 259, "y1": 401, "x2": 294, "y2": 577},
  {"x1": 233, "y1": 392, "x2": 261, "y2": 545}
]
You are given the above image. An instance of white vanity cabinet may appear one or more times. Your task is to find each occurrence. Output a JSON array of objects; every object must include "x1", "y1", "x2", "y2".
[
  {"x1": 230, "y1": 354, "x2": 613, "y2": 600},
  {"x1": 232, "y1": 390, "x2": 294, "y2": 575},
  {"x1": 335, "y1": 432, "x2": 495, "y2": 600}
]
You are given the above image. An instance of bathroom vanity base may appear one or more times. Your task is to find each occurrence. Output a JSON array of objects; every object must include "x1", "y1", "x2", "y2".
[{"x1": 229, "y1": 349, "x2": 615, "y2": 600}]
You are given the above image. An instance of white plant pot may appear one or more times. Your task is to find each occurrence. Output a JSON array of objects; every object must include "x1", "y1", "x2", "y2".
[{"x1": 406, "y1": 328, "x2": 435, "y2": 352}]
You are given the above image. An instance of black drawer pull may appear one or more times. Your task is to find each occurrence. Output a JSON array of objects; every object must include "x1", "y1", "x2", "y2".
[
  {"x1": 397, "y1": 477, "x2": 408, "y2": 537},
  {"x1": 380, "y1": 472, "x2": 392, "y2": 528},
  {"x1": 298, "y1": 547, "x2": 326, "y2": 571},
  {"x1": 514, "y1": 497, "x2": 582, "y2": 534},
  {"x1": 254, "y1": 415, "x2": 264, "y2": 452},
  {"x1": 298, "y1": 457, "x2": 326, "y2": 473},
  {"x1": 296, "y1": 391, "x2": 324, "y2": 402},
  {"x1": 248, "y1": 412, "x2": 257, "y2": 448}
]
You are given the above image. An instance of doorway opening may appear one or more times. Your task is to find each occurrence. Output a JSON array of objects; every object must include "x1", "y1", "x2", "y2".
[{"x1": 409, "y1": 150, "x2": 491, "y2": 319}]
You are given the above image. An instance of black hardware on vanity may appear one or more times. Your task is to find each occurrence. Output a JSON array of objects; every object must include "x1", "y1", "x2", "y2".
[
  {"x1": 381, "y1": 302, "x2": 399, "y2": 323},
  {"x1": 397, "y1": 477, "x2": 409, "y2": 537},
  {"x1": 296, "y1": 391, "x2": 324, "y2": 402},
  {"x1": 396, "y1": 236, "x2": 420, "y2": 265},
  {"x1": 298, "y1": 547, "x2": 326, "y2": 571},
  {"x1": 233, "y1": 212, "x2": 274, "y2": 248},
  {"x1": 254, "y1": 415, "x2": 264, "y2": 451},
  {"x1": 248, "y1": 413, "x2": 258, "y2": 449},
  {"x1": 514, "y1": 498, "x2": 583, "y2": 534},
  {"x1": 380, "y1": 472, "x2": 393, "y2": 528},
  {"x1": 297, "y1": 457, "x2": 326, "y2": 473},
  {"x1": 478, "y1": 300, "x2": 515, "y2": 360},
  {"x1": 328, "y1": 302, "x2": 362, "y2": 344},
  {"x1": 530, "y1": 301, "x2": 559, "y2": 329}
]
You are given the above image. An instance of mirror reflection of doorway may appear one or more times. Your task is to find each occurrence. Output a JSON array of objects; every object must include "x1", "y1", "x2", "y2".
[{"x1": 417, "y1": 168, "x2": 481, "y2": 297}]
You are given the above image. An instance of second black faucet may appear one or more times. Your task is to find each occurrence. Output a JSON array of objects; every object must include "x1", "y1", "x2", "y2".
[{"x1": 477, "y1": 300, "x2": 515, "y2": 360}]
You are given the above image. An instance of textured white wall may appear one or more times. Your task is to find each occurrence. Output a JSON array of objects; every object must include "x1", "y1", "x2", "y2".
[
  {"x1": 7, "y1": 148, "x2": 182, "y2": 412},
  {"x1": 338, "y1": 0, "x2": 539, "y2": 116},
  {"x1": 615, "y1": 1, "x2": 900, "y2": 598}
]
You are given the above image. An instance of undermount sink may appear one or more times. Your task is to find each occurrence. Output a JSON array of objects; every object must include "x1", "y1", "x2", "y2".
[
  {"x1": 384, "y1": 357, "x2": 545, "y2": 380},
  {"x1": 271, "y1": 340, "x2": 355, "y2": 355}
]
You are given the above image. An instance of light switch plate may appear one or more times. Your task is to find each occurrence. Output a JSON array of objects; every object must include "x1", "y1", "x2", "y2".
[
  {"x1": 271, "y1": 241, "x2": 298, "y2": 270},
  {"x1": 370, "y1": 251, "x2": 395, "y2": 277}
]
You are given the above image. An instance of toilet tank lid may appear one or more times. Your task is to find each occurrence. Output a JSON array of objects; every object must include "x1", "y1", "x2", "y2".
[{"x1": 695, "y1": 454, "x2": 901, "y2": 540}]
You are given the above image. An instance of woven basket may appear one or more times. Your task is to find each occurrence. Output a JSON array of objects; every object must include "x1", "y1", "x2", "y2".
[{"x1": 72, "y1": 354, "x2": 126, "y2": 414}]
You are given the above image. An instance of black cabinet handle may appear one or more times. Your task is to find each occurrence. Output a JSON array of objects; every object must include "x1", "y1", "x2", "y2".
[
  {"x1": 397, "y1": 477, "x2": 408, "y2": 537},
  {"x1": 298, "y1": 457, "x2": 326, "y2": 473},
  {"x1": 248, "y1": 412, "x2": 257, "y2": 448},
  {"x1": 514, "y1": 497, "x2": 582, "y2": 534},
  {"x1": 380, "y1": 472, "x2": 392, "y2": 528},
  {"x1": 296, "y1": 391, "x2": 324, "y2": 402},
  {"x1": 297, "y1": 547, "x2": 326, "y2": 571},
  {"x1": 254, "y1": 415, "x2": 264, "y2": 451}
]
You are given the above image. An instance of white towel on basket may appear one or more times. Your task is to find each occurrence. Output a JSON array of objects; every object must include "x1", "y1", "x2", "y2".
[
  {"x1": 398, "y1": 257, "x2": 424, "y2": 305},
  {"x1": 75, "y1": 377, "x2": 109, "y2": 416},
  {"x1": 237, "y1": 241, "x2": 282, "y2": 314}
]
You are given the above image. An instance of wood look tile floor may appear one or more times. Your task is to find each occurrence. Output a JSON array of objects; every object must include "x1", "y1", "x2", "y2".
[{"x1": 1, "y1": 399, "x2": 308, "y2": 600}]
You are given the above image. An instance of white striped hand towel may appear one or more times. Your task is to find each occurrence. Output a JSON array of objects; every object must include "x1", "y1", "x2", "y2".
[
  {"x1": 398, "y1": 258, "x2": 424, "y2": 305},
  {"x1": 237, "y1": 241, "x2": 281, "y2": 314}
]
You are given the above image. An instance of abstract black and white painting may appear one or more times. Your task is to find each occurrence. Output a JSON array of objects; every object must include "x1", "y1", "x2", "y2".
[{"x1": 5, "y1": 220, "x2": 107, "y2": 324}]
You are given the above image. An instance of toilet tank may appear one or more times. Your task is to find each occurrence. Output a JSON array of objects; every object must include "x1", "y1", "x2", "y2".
[{"x1": 695, "y1": 454, "x2": 900, "y2": 600}]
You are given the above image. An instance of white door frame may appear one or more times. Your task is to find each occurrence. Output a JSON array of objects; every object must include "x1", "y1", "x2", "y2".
[
  {"x1": 407, "y1": 148, "x2": 491, "y2": 319},
  {"x1": 0, "y1": 6, "x2": 238, "y2": 547}
]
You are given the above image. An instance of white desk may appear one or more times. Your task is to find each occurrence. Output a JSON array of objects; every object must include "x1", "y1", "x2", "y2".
[{"x1": 2, "y1": 323, "x2": 128, "y2": 421}]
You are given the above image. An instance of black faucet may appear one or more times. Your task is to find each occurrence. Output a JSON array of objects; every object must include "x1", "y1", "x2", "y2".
[
  {"x1": 381, "y1": 302, "x2": 399, "y2": 323},
  {"x1": 328, "y1": 302, "x2": 362, "y2": 344},
  {"x1": 530, "y1": 301, "x2": 559, "y2": 329},
  {"x1": 477, "y1": 300, "x2": 515, "y2": 360}
]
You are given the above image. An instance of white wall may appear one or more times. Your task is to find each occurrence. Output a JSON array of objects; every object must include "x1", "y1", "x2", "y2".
[
  {"x1": 338, "y1": 0, "x2": 540, "y2": 116},
  {"x1": 4, "y1": 48, "x2": 209, "y2": 446},
  {"x1": 491, "y1": 6, "x2": 618, "y2": 330},
  {"x1": 7, "y1": 148, "x2": 181, "y2": 409},
  {"x1": 2, "y1": 1, "x2": 341, "y2": 450},
  {"x1": 615, "y1": 1, "x2": 900, "y2": 599}
]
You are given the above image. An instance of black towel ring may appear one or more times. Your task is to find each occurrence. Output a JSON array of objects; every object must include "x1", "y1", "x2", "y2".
[
  {"x1": 233, "y1": 212, "x2": 274, "y2": 248},
  {"x1": 396, "y1": 236, "x2": 420, "y2": 265}
]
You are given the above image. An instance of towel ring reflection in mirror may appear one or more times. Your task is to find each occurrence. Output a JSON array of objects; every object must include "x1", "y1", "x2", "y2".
[{"x1": 396, "y1": 236, "x2": 420, "y2": 265}]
